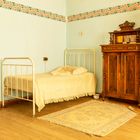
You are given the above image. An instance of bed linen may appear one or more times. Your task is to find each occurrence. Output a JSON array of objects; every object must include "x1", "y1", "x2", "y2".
[{"x1": 4, "y1": 72, "x2": 96, "y2": 111}]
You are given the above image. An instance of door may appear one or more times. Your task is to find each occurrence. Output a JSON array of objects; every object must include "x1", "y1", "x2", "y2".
[
  {"x1": 104, "y1": 53, "x2": 121, "y2": 98},
  {"x1": 121, "y1": 53, "x2": 138, "y2": 100}
]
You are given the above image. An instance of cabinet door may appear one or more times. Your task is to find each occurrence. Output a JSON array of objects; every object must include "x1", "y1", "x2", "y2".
[
  {"x1": 104, "y1": 53, "x2": 121, "y2": 98},
  {"x1": 122, "y1": 53, "x2": 138, "y2": 100}
]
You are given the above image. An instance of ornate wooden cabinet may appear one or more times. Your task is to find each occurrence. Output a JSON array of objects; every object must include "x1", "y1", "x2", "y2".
[{"x1": 101, "y1": 21, "x2": 140, "y2": 103}]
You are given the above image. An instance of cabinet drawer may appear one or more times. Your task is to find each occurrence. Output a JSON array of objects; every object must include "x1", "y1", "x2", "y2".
[{"x1": 101, "y1": 44, "x2": 140, "y2": 52}]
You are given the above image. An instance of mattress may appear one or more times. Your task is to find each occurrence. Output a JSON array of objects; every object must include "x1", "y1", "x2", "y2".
[{"x1": 4, "y1": 72, "x2": 96, "y2": 111}]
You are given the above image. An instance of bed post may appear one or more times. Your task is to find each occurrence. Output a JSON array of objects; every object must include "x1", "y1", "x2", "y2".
[
  {"x1": 31, "y1": 58, "x2": 35, "y2": 117},
  {"x1": 1, "y1": 59, "x2": 5, "y2": 108}
]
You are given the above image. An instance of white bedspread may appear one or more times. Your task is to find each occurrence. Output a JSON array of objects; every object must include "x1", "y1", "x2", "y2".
[{"x1": 4, "y1": 72, "x2": 96, "y2": 111}]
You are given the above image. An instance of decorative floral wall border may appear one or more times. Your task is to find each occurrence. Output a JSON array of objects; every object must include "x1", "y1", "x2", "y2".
[
  {"x1": 0, "y1": 1, "x2": 140, "y2": 23},
  {"x1": 0, "y1": 0, "x2": 66, "y2": 22},
  {"x1": 68, "y1": 2, "x2": 140, "y2": 22}
]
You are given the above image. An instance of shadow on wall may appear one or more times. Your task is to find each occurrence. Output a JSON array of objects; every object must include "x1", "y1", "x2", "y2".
[{"x1": 95, "y1": 46, "x2": 103, "y2": 94}]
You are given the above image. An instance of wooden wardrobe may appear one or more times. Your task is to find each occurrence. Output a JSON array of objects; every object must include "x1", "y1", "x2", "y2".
[{"x1": 101, "y1": 21, "x2": 140, "y2": 104}]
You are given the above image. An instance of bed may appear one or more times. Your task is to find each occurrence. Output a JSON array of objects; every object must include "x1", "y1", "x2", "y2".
[{"x1": 1, "y1": 48, "x2": 96, "y2": 116}]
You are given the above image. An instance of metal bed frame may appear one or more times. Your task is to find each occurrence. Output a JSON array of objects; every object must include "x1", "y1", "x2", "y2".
[
  {"x1": 64, "y1": 48, "x2": 95, "y2": 73},
  {"x1": 1, "y1": 57, "x2": 35, "y2": 116},
  {"x1": 1, "y1": 48, "x2": 96, "y2": 117}
]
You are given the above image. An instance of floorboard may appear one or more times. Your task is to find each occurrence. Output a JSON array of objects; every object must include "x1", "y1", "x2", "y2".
[{"x1": 0, "y1": 97, "x2": 140, "y2": 140}]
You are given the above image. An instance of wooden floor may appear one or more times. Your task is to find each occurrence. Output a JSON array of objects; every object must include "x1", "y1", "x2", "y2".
[{"x1": 0, "y1": 97, "x2": 140, "y2": 140}]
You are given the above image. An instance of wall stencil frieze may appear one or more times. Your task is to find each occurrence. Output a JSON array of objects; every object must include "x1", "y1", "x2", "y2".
[
  {"x1": 0, "y1": 0, "x2": 66, "y2": 22},
  {"x1": 0, "y1": 1, "x2": 140, "y2": 22},
  {"x1": 68, "y1": 2, "x2": 140, "y2": 22}
]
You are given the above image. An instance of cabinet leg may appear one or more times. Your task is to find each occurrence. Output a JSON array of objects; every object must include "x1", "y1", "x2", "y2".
[
  {"x1": 101, "y1": 92, "x2": 105, "y2": 101},
  {"x1": 138, "y1": 101, "x2": 140, "y2": 107},
  {"x1": 138, "y1": 87, "x2": 140, "y2": 107},
  {"x1": 138, "y1": 96, "x2": 140, "y2": 107},
  {"x1": 102, "y1": 96, "x2": 105, "y2": 101}
]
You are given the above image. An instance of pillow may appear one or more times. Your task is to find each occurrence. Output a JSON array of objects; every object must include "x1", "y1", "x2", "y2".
[
  {"x1": 51, "y1": 66, "x2": 76, "y2": 76},
  {"x1": 72, "y1": 67, "x2": 88, "y2": 75},
  {"x1": 50, "y1": 66, "x2": 63, "y2": 75},
  {"x1": 63, "y1": 65, "x2": 76, "y2": 73},
  {"x1": 51, "y1": 66, "x2": 88, "y2": 75}
]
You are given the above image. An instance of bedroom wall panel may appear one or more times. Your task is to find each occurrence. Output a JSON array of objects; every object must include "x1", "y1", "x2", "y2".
[
  {"x1": 0, "y1": 9, "x2": 66, "y2": 72},
  {"x1": 0, "y1": 0, "x2": 66, "y2": 101},
  {"x1": 66, "y1": 1, "x2": 140, "y2": 93}
]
